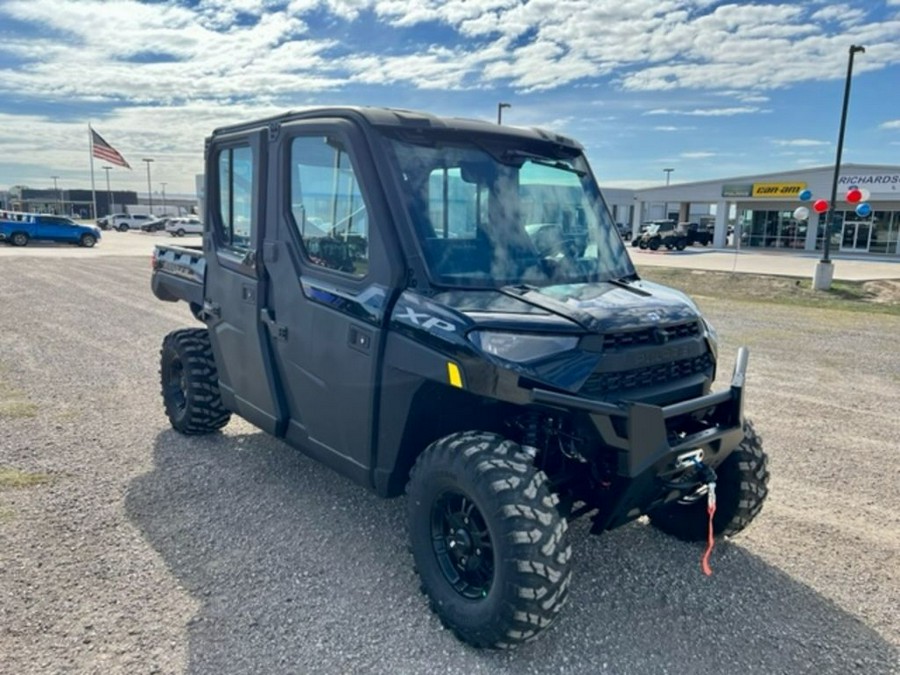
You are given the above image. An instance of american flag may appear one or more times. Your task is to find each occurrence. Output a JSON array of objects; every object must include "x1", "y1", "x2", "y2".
[{"x1": 91, "y1": 128, "x2": 131, "y2": 169}]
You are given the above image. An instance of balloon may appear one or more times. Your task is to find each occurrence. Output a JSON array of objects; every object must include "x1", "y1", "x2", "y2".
[
  {"x1": 813, "y1": 199, "x2": 829, "y2": 214},
  {"x1": 855, "y1": 202, "x2": 871, "y2": 217},
  {"x1": 846, "y1": 188, "x2": 862, "y2": 203},
  {"x1": 793, "y1": 206, "x2": 810, "y2": 221},
  {"x1": 859, "y1": 188, "x2": 871, "y2": 201},
  {"x1": 799, "y1": 189, "x2": 813, "y2": 201}
]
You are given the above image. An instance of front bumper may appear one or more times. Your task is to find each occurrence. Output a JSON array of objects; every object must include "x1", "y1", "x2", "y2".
[{"x1": 531, "y1": 347, "x2": 749, "y2": 530}]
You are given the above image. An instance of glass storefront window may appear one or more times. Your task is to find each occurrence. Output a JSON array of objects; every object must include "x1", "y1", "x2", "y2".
[
  {"x1": 741, "y1": 209, "x2": 809, "y2": 249},
  {"x1": 815, "y1": 211, "x2": 845, "y2": 251},
  {"x1": 868, "y1": 212, "x2": 889, "y2": 254},
  {"x1": 740, "y1": 208, "x2": 898, "y2": 255}
]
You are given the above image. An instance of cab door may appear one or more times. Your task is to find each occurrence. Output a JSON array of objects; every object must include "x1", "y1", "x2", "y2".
[
  {"x1": 260, "y1": 119, "x2": 401, "y2": 487},
  {"x1": 203, "y1": 129, "x2": 285, "y2": 435}
]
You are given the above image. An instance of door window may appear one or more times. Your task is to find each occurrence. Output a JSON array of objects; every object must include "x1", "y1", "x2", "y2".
[
  {"x1": 217, "y1": 145, "x2": 253, "y2": 251},
  {"x1": 289, "y1": 136, "x2": 369, "y2": 277}
]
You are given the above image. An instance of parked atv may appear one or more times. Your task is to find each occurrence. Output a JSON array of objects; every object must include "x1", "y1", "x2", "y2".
[{"x1": 152, "y1": 106, "x2": 769, "y2": 649}]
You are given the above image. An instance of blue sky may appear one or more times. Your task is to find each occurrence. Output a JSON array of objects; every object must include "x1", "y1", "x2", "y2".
[{"x1": 1, "y1": 0, "x2": 899, "y2": 198}]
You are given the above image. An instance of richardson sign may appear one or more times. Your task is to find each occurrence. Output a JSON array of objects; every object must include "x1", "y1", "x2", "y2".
[
  {"x1": 838, "y1": 174, "x2": 900, "y2": 193},
  {"x1": 751, "y1": 182, "x2": 806, "y2": 198}
]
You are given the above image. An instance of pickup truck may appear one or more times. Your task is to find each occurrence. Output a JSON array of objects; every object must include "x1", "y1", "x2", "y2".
[
  {"x1": 151, "y1": 106, "x2": 768, "y2": 648},
  {"x1": 1, "y1": 211, "x2": 101, "y2": 247},
  {"x1": 99, "y1": 213, "x2": 156, "y2": 232}
]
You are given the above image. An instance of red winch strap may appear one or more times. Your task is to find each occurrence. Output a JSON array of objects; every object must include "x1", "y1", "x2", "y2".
[{"x1": 701, "y1": 481, "x2": 716, "y2": 576}]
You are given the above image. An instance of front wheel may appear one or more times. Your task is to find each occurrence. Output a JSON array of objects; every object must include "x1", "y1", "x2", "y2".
[
  {"x1": 649, "y1": 421, "x2": 769, "y2": 541},
  {"x1": 118, "y1": 224, "x2": 129, "y2": 232},
  {"x1": 675, "y1": 238, "x2": 687, "y2": 251},
  {"x1": 648, "y1": 238, "x2": 661, "y2": 251},
  {"x1": 407, "y1": 431, "x2": 572, "y2": 649},
  {"x1": 80, "y1": 233, "x2": 96, "y2": 248},
  {"x1": 160, "y1": 328, "x2": 231, "y2": 434},
  {"x1": 10, "y1": 232, "x2": 28, "y2": 247}
]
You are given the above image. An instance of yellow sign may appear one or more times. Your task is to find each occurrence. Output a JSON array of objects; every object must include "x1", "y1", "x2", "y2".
[{"x1": 752, "y1": 182, "x2": 807, "y2": 198}]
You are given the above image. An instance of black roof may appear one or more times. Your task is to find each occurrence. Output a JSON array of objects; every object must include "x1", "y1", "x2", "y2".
[{"x1": 209, "y1": 106, "x2": 583, "y2": 151}]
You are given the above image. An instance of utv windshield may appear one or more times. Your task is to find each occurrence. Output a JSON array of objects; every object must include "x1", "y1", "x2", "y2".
[{"x1": 384, "y1": 134, "x2": 635, "y2": 288}]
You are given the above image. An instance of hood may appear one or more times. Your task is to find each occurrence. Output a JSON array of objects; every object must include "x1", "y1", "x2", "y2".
[{"x1": 432, "y1": 279, "x2": 700, "y2": 334}]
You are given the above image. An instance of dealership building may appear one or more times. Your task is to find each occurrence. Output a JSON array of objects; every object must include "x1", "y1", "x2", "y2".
[{"x1": 604, "y1": 163, "x2": 900, "y2": 257}]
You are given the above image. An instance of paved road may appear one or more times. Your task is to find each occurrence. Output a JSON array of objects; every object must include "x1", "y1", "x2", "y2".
[
  {"x1": 0, "y1": 256, "x2": 897, "y2": 674},
  {"x1": 2, "y1": 229, "x2": 899, "y2": 280}
]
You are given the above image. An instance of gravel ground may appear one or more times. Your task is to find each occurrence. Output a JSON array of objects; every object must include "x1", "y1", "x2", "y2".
[{"x1": 0, "y1": 255, "x2": 898, "y2": 675}]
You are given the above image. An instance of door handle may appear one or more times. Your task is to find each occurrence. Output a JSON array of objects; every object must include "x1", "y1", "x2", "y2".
[{"x1": 348, "y1": 325, "x2": 372, "y2": 354}]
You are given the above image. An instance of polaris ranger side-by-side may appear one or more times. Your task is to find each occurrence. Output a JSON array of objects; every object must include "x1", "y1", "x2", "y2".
[{"x1": 151, "y1": 107, "x2": 768, "y2": 648}]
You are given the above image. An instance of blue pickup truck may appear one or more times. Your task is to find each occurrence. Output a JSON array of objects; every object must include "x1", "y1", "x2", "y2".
[{"x1": 0, "y1": 212, "x2": 101, "y2": 247}]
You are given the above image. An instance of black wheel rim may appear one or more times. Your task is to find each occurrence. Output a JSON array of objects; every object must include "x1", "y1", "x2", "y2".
[
  {"x1": 164, "y1": 356, "x2": 187, "y2": 413},
  {"x1": 430, "y1": 491, "x2": 494, "y2": 599}
]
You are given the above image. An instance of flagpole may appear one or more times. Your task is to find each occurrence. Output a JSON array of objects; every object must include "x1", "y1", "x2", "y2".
[{"x1": 89, "y1": 124, "x2": 98, "y2": 222}]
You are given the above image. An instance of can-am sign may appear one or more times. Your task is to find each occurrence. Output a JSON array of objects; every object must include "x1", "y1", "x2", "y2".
[
  {"x1": 751, "y1": 182, "x2": 807, "y2": 198},
  {"x1": 839, "y1": 174, "x2": 900, "y2": 193}
]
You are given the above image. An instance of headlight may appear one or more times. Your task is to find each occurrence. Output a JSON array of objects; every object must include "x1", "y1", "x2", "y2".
[{"x1": 468, "y1": 331, "x2": 578, "y2": 363}]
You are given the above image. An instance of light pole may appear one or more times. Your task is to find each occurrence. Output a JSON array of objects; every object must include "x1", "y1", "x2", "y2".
[
  {"x1": 101, "y1": 166, "x2": 113, "y2": 217},
  {"x1": 815, "y1": 44, "x2": 865, "y2": 291},
  {"x1": 51, "y1": 175, "x2": 60, "y2": 214},
  {"x1": 663, "y1": 169, "x2": 674, "y2": 221},
  {"x1": 142, "y1": 158, "x2": 154, "y2": 215},
  {"x1": 160, "y1": 182, "x2": 167, "y2": 216},
  {"x1": 497, "y1": 102, "x2": 511, "y2": 125}
]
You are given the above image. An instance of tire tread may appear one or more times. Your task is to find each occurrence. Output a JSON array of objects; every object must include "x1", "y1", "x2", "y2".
[
  {"x1": 160, "y1": 328, "x2": 231, "y2": 435},
  {"x1": 407, "y1": 431, "x2": 572, "y2": 649}
]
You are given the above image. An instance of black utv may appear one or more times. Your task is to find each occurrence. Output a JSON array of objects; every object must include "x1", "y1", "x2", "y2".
[{"x1": 152, "y1": 107, "x2": 769, "y2": 649}]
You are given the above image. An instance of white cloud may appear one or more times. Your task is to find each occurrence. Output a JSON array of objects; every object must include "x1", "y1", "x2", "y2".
[
  {"x1": 811, "y1": 5, "x2": 867, "y2": 26},
  {"x1": 2, "y1": 0, "x2": 900, "y2": 190},
  {"x1": 645, "y1": 107, "x2": 763, "y2": 117},
  {"x1": 772, "y1": 139, "x2": 830, "y2": 147},
  {"x1": 2, "y1": 0, "x2": 897, "y2": 104},
  {"x1": 681, "y1": 151, "x2": 716, "y2": 159}
]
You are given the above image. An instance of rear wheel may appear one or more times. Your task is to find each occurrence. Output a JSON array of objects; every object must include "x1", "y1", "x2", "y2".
[
  {"x1": 648, "y1": 237, "x2": 661, "y2": 251},
  {"x1": 160, "y1": 328, "x2": 231, "y2": 434},
  {"x1": 638, "y1": 239, "x2": 648, "y2": 249},
  {"x1": 176, "y1": 228, "x2": 186, "y2": 237},
  {"x1": 118, "y1": 224, "x2": 129, "y2": 232},
  {"x1": 407, "y1": 431, "x2": 572, "y2": 649},
  {"x1": 675, "y1": 238, "x2": 687, "y2": 251},
  {"x1": 80, "y1": 233, "x2": 96, "y2": 248},
  {"x1": 649, "y1": 421, "x2": 769, "y2": 541},
  {"x1": 10, "y1": 232, "x2": 28, "y2": 247}
]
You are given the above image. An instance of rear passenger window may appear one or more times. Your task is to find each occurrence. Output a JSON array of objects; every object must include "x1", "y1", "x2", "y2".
[
  {"x1": 217, "y1": 145, "x2": 253, "y2": 251},
  {"x1": 289, "y1": 136, "x2": 369, "y2": 277}
]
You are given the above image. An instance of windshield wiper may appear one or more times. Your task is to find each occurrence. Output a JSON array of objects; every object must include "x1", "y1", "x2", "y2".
[
  {"x1": 608, "y1": 275, "x2": 650, "y2": 296},
  {"x1": 501, "y1": 150, "x2": 586, "y2": 177}
]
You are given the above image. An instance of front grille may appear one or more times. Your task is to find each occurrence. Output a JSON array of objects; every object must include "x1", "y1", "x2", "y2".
[
  {"x1": 580, "y1": 352, "x2": 714, "y2": 398},
  {"x1": 602, "y1": 321, "x2": 700, "y2": 351}
]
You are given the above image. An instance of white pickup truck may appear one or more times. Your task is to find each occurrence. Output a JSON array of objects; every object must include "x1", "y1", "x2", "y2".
[{"x1": 98, "y1": 213, "x2": 156, "y2": 232}]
